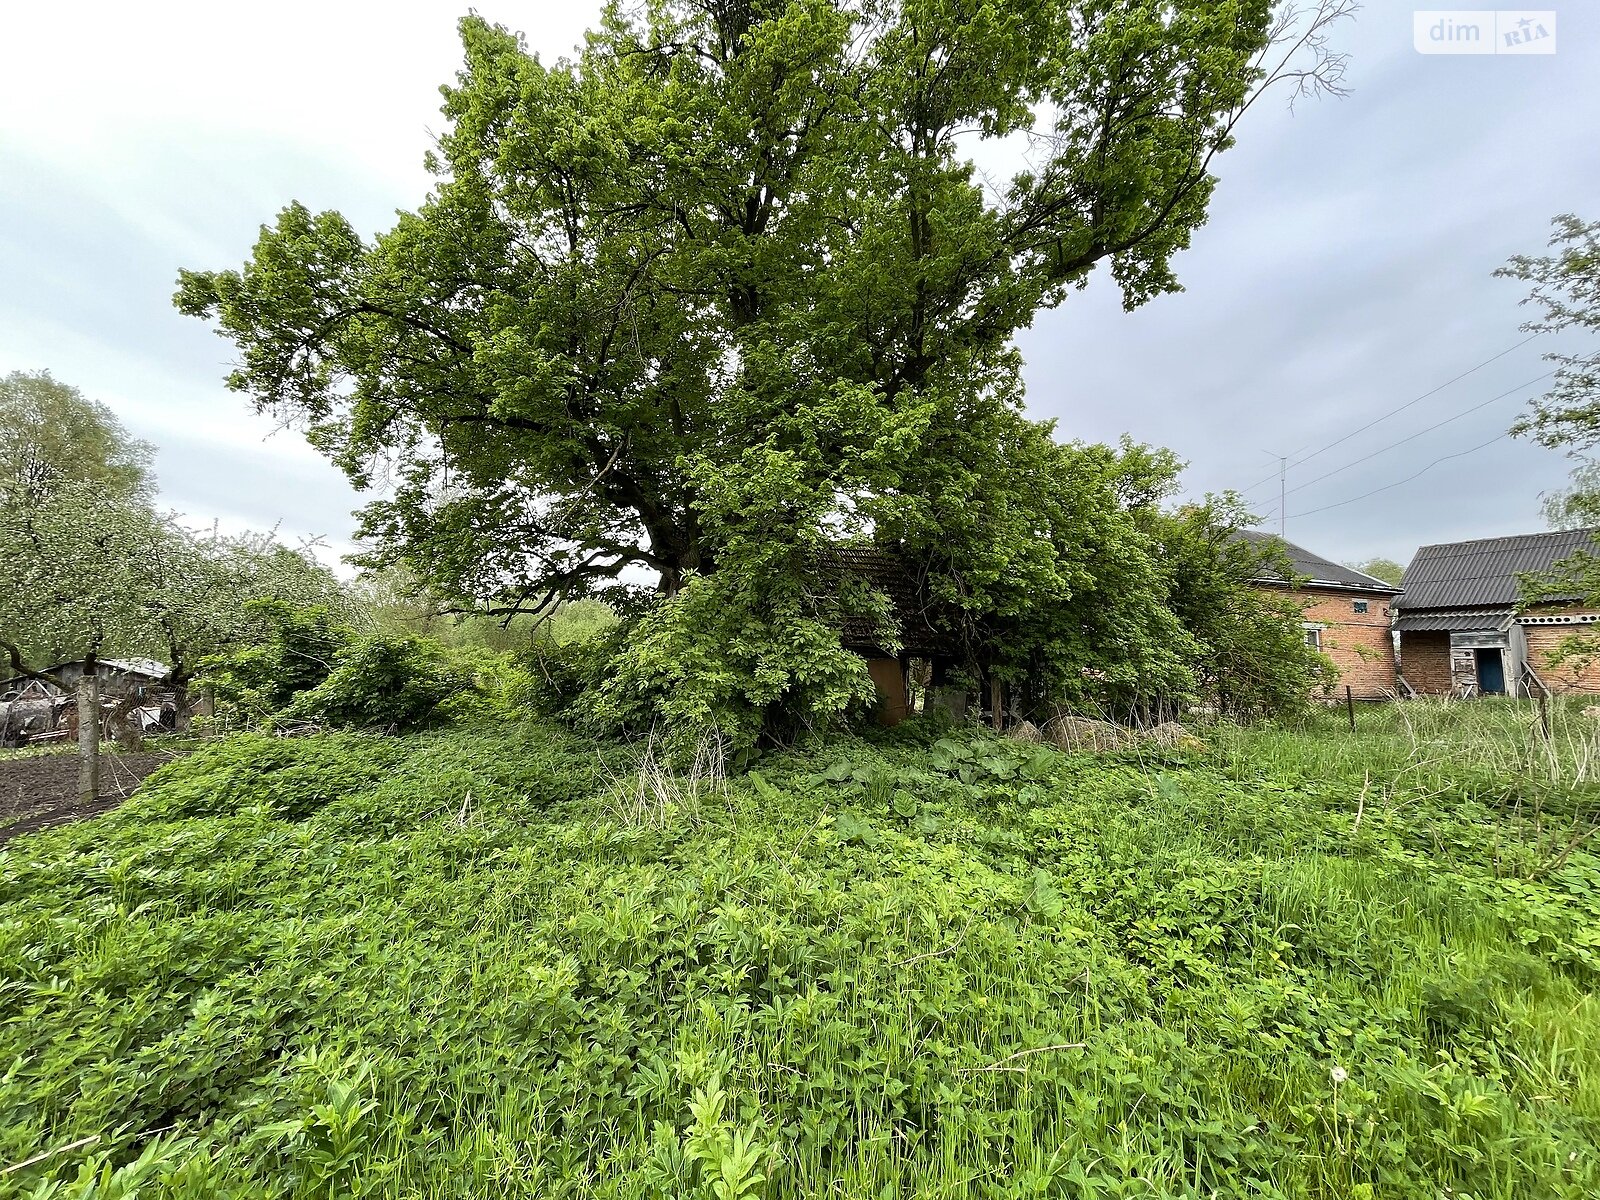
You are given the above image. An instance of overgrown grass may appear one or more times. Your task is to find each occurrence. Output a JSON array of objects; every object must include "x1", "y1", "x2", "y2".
[{"x1": 3, "y1": 706, "x2": 1600, "y2": 1197}]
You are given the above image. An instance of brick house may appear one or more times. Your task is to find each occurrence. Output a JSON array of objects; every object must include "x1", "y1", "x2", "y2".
[
  {"x1": 1239, "y1": 531, "x2": 1403, "y2": 698},
  {"x1": 1394, "y1": 529, "x2": 1600, "y2": 696}
]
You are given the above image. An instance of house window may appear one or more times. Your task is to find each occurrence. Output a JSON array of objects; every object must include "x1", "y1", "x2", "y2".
[
  {"x1": 1352, "y1": 600, "x2": 1369, "y2": 614},
  {"x1": 1303, "y1": 624, "x2": 1323, "y2": 650}
]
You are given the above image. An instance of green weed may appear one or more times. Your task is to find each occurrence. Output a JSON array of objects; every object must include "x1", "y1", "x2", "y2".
[{"x1": 3, "y1": 707, "x2": 1599, "y2": 1196}]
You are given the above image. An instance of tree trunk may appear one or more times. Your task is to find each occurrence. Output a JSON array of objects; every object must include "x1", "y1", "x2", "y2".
[
  {"x1": 76, "y1": 672, "x2": 101, "y2": 804},
  {"x1": 172, "y1": 676, "x2": 191, "y2": 731}
]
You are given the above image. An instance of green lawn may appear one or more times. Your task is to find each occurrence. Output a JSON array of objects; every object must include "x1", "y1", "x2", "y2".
[{"x1": 4, "y1": 703, "x2": 1600, "y2": 1197}]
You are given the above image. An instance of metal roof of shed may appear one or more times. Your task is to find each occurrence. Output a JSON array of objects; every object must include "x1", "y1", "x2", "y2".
[
  {"x1": 1393, "y1": 608, "x2": 1511, "y2": 633},
  {"x1": 1396, "y1": 528, "x2": 1600, "y2": 612}
]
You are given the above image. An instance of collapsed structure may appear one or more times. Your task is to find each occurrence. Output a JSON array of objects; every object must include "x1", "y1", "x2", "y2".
[{"x1": 0, "y1": 658, "x2": 173, "y2": 746}]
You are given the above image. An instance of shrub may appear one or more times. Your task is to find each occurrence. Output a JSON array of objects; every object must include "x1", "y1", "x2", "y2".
[
  {"x1": 279, "y1": 634, "x2": 473, "y2": 732},
  {"x1": 130, "y1": 732, "x2": 403, "y2": 820},
  {"x1": 203, "y1": 599, "x2": 354, "y2": 720},
  {"x1": 594, "y1": 572, "x2": 876, "y2": 757},
  {"x1": 520, "y1": 622, "x2": 626, "y2": 720}
]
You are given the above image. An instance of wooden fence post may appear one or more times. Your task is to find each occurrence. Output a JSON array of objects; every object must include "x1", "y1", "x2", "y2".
[{"x1": 1346, "y1": 685, "x2": 1356, "y2": 733}]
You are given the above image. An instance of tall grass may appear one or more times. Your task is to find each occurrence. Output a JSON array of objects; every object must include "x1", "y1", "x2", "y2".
[{"x1": 2, "y1": 710, "x2": 1599, "y2": 1197}]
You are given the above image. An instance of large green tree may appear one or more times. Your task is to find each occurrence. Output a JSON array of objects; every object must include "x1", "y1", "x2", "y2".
[
  {"x1": 1349, "y1": 556, "x2": 1404, "y2": 586},
  {"x1": 179, "y1": 1, "x2": 1348, "y2": 596},
  {"x1": 178, "y1": 0, "x2": 1350, "y2": 738},
  {"x1": 1500, "y1": 217, "x2": 1600, "y2": 630},
  {"x1": 0, "y1": 371, "x2": 152, "y2": 507}
]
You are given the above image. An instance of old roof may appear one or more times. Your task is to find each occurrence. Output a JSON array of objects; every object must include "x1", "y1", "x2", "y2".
[
  {"x1": 101, "y1": 658, "x2": 170, "y2": 678},
  {"x1": 1393, "y1": 607, "x2": 1512, "y2": 633},
  {"x1": 13, "y1": 658, "x2": 171, "y2": 684},
  {"x1": 1396, "y1": 528, "x2": 1600, "y2": 613},
  {"x1": 1237, "y1": 530, "x2": 1402, "y2": 594},
  {"x1": 820, "y1": 545, "x2": 956, "y2": 657}
]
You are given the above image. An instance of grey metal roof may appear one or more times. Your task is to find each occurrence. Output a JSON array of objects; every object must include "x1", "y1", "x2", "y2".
[
  {"x1": 1237, "y1": 530, "x2": 1403, "y2": 594},
  {"x1": 1396, "y1": 528, "x2": 1600, "y2": 612},
  {"x1": 1394, "y1": 608, "x2": 1511, "y2": 633},
  {"x1": 36, "y1": 657, "x2": 169, "y2": 680}
]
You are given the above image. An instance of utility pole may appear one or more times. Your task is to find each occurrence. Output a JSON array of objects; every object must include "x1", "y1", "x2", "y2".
[
  {"x1": 1278, "y1": 454, "x2": 1286, "y2": 538},
  {"x1": 1262, "y1": 449, "x2": 1289, "y2": 537}
]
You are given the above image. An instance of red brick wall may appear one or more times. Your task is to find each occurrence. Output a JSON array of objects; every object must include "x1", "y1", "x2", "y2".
[
  {"x1": 1261, "y1": 586, "x2": 1398, "y2": 698},
  {"x1": 1524, "y1": 623, "x2": 1600, "y2": 694},
  {"x1": 1398, "y1": 630, "x2": 1452, "y2": 695}
]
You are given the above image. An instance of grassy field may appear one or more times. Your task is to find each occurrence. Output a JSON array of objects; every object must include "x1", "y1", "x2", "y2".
[{"x1": 4, "y1": 700, "x2": 1600, "y2": 1197}]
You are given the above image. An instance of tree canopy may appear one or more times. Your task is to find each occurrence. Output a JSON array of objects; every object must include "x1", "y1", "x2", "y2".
[
  {"x1": 0, "y1": 371, "x2": 153, "y2": 508},
  {"x1": 1499, "y1": 214, "x2": 1600, "y2": 456},
  {"x1": 180, "y1": 0, "x2": 1348, "y2": 599},
  {"x1": 1349, "y1": 557, "x2": 1404, "y2": 586},
  {"x1": 178, "y1": 0, "x2": 1351, "y2": 740}
]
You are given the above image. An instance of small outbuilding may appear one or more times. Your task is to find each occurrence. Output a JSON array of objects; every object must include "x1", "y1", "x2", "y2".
[
  {"x1": 824, "y1": 545, "x2": 963, "y2": 725},
  {"x1": 1395, "y1": 528, "x2": 1600, "y2": 697}
]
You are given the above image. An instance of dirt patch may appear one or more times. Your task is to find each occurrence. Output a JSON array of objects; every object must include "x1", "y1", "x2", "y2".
[{"x1": 0, "y1": 751, "x2": 180, "y2": 845}]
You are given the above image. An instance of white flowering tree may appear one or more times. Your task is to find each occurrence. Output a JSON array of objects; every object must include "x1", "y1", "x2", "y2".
[
  {"x1": 0, "y1": 486, "x2": 157, "y2": 799},
  {"x1": 1, "y1": 488, "x2": 349, "y2": 795}
]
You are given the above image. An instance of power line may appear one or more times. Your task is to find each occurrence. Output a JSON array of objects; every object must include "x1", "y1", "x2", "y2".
[
  {"x1": 1235, "y1": 331, "x2": 1546, "y2": 495},
  {"x1": 1265, "y1": 369, "x2": 1552, "y2": 505},
  {"x1": 1280, "y1": 430, "x2": 1513, "y2": 520}
]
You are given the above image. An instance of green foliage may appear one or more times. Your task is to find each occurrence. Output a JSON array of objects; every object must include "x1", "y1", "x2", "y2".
[
  {"x1": 353, "y1": 565, "x2": 620, "y2": 654},
  {"x1": 1350, "y1": 556, "x2": 1405, "y2": 586},
  {"x1": 6, "y1": 704, "x2": 1600, "y2": 1197},
  {"x1": 1499, "y1": 214, "x2": 1600, "y2": 454},
  {"x1": 881, "y1": 430, "x2": 1205, "y2": 716},
  {"x1": 205, "y1": 600, "x2": 353, "y2": 720},
  {"x1": 0, "y1": 484, "x2": 164, "y2": 672},
  {"x1": 1499, "y1": 214, "x2": 1600, "y2": 539},
  {"x1": 1157, "y1": 501, "x2": 1337, "y2": 717},
  {"x1": 0, "y1": 370, "x2": 152, "y2": 508},
  {"x1": 206, "y1": 601, "x2": 499, "y2": 733},
  {"x1": 549, "y1": 599, "x2": 621, "y2": 646},
  {"x1": 131, "y1": 733, "x2": 406, "y2": 821},
  {"x1": 1541, "y1": 461, "x2": 1600, "y2": 531},
  {"x1": 175, "y1": 1, "x2": 1351, "y2": 737},
  {"x1": 0, "y1": 468, "x2": 348, "y2": 689},
  {"x1": 280, "y1": 635, "x2": 473, "y2": 732},
  {"x1": 597, "y1": 572, "x2": 876, "y2": 755}
]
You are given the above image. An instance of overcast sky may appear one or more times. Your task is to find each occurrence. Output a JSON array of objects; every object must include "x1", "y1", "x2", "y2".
[{"x1": 2, "y1": 3, "x2": 1596, "y2": 571}]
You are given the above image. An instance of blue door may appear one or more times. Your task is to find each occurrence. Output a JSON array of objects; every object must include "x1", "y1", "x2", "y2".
[{"x1": 1475, "y1": 648, "x2": 1506, "y2": 695}]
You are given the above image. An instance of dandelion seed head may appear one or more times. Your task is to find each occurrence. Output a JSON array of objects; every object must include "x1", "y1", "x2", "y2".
[{"x1": 1330, "y1": 1066, "x2": 1349, "y2": 1084}]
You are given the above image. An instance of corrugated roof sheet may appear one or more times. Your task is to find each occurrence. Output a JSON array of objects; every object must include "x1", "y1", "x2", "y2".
[
  {"x1": 1394, "y1": 608, "x2": 1510, "y2": 632},
  {"x1": 1237, "y1": 530, "x2": 1402, "y2": 594},
  {"x1": 1396, "y1": 528, "x2": 1600, "y2": 612}
]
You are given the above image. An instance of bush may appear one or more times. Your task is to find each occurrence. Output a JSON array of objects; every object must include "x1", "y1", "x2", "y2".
[
  {"x1": 203, "y1": 600, "x2": 354, "y2": 720},
  {"x1": 519, "y1": 622, "x2": 626, "y2": 720},
  {"x1": 1158, "y1": 503, "x2": 1336, "y2": 718},
  {"x1": 279, "y1": 634, "x2": 473, "y2": 732},
  {"x1": 594, "y1": 572, "x2": 876, "y2": 757},
  {"x1": 131, "y1": 732, "x2": 405, "y2": 820}
]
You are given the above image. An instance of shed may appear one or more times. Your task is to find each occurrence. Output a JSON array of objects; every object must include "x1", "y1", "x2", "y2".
[{"x1": 1394, "y1": 528, "x2": 1600, "y2": 696}]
